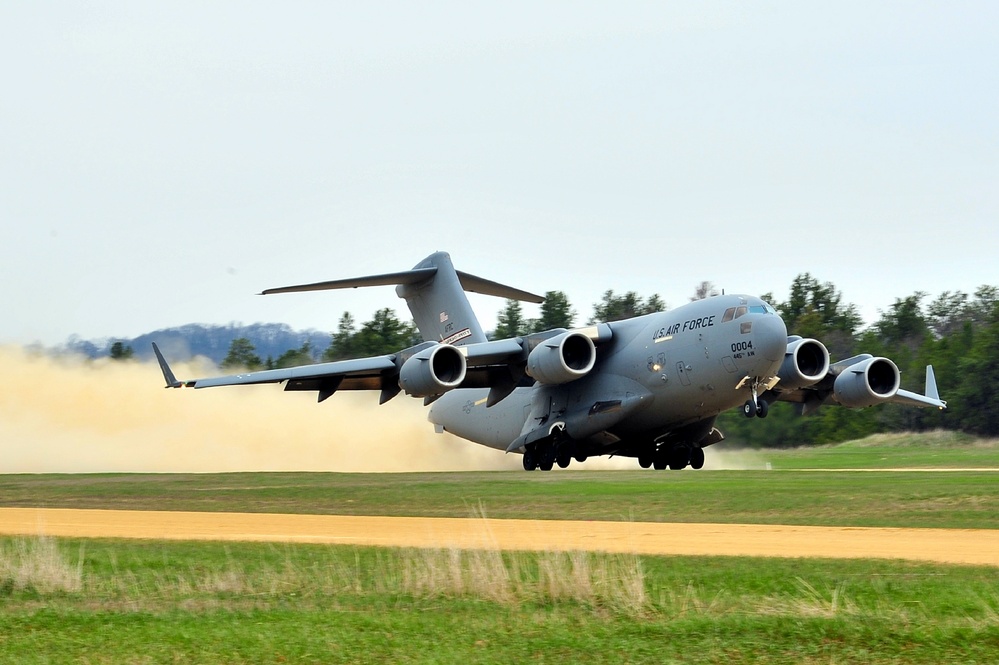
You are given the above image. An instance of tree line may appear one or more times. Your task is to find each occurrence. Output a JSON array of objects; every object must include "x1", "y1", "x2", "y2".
[{"x1": 207, "y1": 276, "x2": 999, "y2": 443}]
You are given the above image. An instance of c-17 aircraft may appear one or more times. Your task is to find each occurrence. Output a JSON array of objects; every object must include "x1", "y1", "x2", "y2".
[{"x1": 154, "y1": 252, "x2": 946, "y2": 471}]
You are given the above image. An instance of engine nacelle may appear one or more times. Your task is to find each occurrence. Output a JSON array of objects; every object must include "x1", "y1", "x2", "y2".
[
  {"x1": 526, "y1": 331, "x2": 596, "y2": 385},
  {"x1": 398, "y1": 344, "x2": 467, "y2": 397},
  {"x1": 777, "y1": 338, "x2": 830, "y2": 391},
  {"x1": 832, "y1": 357, "x2": 900, "y2": 408}
]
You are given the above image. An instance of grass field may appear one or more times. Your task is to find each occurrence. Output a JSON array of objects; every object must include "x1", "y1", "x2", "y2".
[
  {"x1": 1, "y1": 432, "x2": 997, "y2": 529},
  {"x1": 1, "y1": 433, "x2": 998, "y2": 663},
  {"x1": 1, "y1": 536, "x2": 998, "y2": 664}
]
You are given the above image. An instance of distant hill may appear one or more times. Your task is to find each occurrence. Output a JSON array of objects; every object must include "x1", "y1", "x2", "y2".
[{"x1": 64, "y1": 323, "x2": 331, "y2": 366}]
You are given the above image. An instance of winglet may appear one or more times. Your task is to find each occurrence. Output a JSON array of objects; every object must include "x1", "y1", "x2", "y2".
[
  {"x1": 152, "y1": 343, "x2": 184, "y2": 388},
  {"x1": 890, "y1": 364, "x2": 947, "y2": 410},
  {"x1": 925, "y1": 365, "x2": 940, "y2": 401}
]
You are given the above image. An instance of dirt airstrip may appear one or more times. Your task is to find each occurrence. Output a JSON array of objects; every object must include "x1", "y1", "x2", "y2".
[{"x1": 1, "y1": 507, "x2": 997, "y2": 566}]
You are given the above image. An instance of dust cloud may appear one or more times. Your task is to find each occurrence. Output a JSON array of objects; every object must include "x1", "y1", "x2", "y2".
[
  {"x1": 0, "y1": 346, "x2": 521, "y2": 473},
  {"x1": 0, "y1": 347, "x2": 767, "y2": 474}
]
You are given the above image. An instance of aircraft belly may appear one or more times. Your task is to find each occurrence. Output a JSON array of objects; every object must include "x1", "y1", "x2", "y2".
[{"x1": 428, "y1": 388, "x2": 531, "y2": 451}]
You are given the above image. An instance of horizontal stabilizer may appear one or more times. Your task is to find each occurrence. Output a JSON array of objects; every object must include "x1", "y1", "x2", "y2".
[
  {"x1": 455, "y1": 271, "x2": 544, "y2": 303},
  {"x1": 260, "y1": 268, "x2": 438, "y2": 296},
  {"x1": 261, "y1": 267, "x2": 544, "y2": 304}
]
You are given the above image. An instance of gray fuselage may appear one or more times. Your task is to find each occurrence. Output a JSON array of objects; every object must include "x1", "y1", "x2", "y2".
[{"x1": 429, "y1": 294, "x2": 787, "y2": 455}]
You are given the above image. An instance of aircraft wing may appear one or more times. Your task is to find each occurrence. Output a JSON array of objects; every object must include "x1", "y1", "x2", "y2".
[
  {"x1": 152, "y1": 323, "x2": 614, "y2": 406},
  {"x1": 153, "y1": 342, "x2": 399, "y2": 403},
  {"x1": 887, "y1": 365, "x2": 947, "y2": 409},
  {"x1": 766, "y1": 352, "x2": 946, "y2": 415}
]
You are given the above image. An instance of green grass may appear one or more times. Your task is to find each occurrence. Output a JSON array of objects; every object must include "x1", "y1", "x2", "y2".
[
  {"x1": 764, "y1": 430, "x2": 999, "y2": 469},
  {"x1": 1, "y1": 537, "x2": 998, "y2": 664},
  {"x1": 1, "y1": 433, "x2": 998, "y2": 528},
  {"x1": 2, "y1": 435, "x2": 999, "y2": 663}
]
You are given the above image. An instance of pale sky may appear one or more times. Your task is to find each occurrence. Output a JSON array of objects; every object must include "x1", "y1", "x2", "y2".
[{"x1": 2, "y1": 2, "x2": 996, "y2": 347}]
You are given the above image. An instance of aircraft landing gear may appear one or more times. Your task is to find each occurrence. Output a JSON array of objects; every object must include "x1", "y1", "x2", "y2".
[
  {"x1": 668, "y1": 446, "x2": 690, "y2": 471},
  {"x1": 556, "y1": 440, "x2": 573, "y2": 469},
  {"x1": 640, "y1": 444, "x2": 706, "y2": 471},
  {"x1": 524, "y1": 431, "x2": 576, "y2": 471},
  {"x1": 538, "y1": 443, "x2": 555, "y2": 471},
  {"x1": 744, "y1": 398, "x2": 770, "y2": 418},
  {"x1": 522, "y1": 445, "x2": 538, "y2": 471},
  {"x1": 742, "y1": 378, "x2": 770, "y2": 419}
]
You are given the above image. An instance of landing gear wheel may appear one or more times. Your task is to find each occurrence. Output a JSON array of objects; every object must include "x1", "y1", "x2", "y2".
[
  {"x1": 756, "y1": 399, "x2": 769, "y2": 418},
  {"x1": 652, "y1": 451, "x2": 668, "y2": 471},
  {"x1": 668, "y1": 447, "x2": 690, "y2": 471},
  {"x1": 574, "y1": 454, "x2": 588, "y2": 464},
  {"x1": 538, "y1": 442, "x2": 555, "y2": 471},
  {"x1": 522, "y1": 447, "x2": 537, "y2": 471},
  {"x1": 556, "y1": 442, "x2": 572, "y2": 469},
  {"x1": 689, "y1": 447, "x2": 705, "y2": 470},
  {"x1": 638, "y1": 455, "x2": 653, "y2": 469},
  {"x1": 743, "y1": 400, "x2": 756, "y2": 418}
]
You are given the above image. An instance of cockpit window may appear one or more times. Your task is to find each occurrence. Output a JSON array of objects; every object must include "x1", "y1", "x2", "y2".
[
  {"x1": 749, "y1": 305, "x2": 768, "y2": 314},
  {"x1": 723, "y1": 306, "x2": 753, "y2": 322}
]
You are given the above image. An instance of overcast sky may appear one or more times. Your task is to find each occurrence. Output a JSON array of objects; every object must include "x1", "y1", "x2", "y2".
[{"x1": 2, "y1": 2, "x2": 996, "y2": 347}]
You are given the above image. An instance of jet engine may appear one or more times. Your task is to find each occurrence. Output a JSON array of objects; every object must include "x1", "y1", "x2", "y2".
[
  {"x1": 526, "y1": 331, "x2": 596, "y2": 385},
  {"x1": 832, "y1": 357, "x2": 900, "y2": 408},
  {"x1": 398, "y1": 344, "x2": 467, "y2": 397},
  {"x1": 777, "y1": 338, "x2": 830, "y2": 391}
]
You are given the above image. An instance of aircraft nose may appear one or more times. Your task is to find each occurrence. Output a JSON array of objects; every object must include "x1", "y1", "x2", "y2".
[{"x1": 756, "y1": 314, "x2": 788, "y2": 363}]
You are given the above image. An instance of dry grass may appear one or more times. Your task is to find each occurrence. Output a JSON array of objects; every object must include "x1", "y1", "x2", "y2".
[
  {"x1": 0, "y1": 534, "x2": 651, "y2": 615},
  {"x1": 0, "y1": 536, "x2": 82, "y2": 594},
  {"x1": 400, "y1": 547, "x2": 650, "y2": 615},
  {"x1": 6, "y1": 536, "x2": 999, "y2": 631}
]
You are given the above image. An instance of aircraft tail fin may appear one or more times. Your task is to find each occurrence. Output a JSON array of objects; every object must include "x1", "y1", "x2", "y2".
[{"x1": 262, "y1": 252, "x2": 543, "y2": 346}]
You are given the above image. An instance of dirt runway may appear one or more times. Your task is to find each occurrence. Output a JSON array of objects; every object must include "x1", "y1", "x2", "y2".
[{"x1": 0, "y1": 507, "x2": 996, "y2": 566}]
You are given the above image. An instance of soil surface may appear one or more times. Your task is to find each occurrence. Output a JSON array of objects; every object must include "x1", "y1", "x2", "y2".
[{"x1": 1, "y1": 507, "x2": 996, "y2": 566}]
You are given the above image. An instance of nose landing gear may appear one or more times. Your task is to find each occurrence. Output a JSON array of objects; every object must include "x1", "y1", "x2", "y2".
[
  {"x1": 743, "y1": 398, "x2": 769, "y2": 418},
  {"x1": 738, "y1": 375, "x2": 775, "y2": 419}
]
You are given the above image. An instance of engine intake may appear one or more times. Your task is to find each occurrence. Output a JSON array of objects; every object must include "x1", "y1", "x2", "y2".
[
  {"x1": 399, "y1": 344, "x2": 467, "y2": 397},
  {"x1": 777, "y1": 338, "x2": 830, "y2": 391},
  {"x1": 526, "y1": 331, "x2": 596, "y2": 385},
  {"x1": 833, "y1": 357, "x2": 900, "y2": 408}
]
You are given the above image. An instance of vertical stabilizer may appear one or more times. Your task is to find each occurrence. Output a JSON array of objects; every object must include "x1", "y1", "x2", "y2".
[
  {"x1": 261, "y1": 251, "x2": 543, "y2": 347},
  {"x1": 397, "y1": 252, "x2": 486, "y2": 346}
]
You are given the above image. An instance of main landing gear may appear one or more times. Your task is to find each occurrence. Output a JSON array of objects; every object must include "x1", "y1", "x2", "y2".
[
  {"x1": 522, "y1": 436, "x2": 587, "y2": 471},
  {"x1": 638, "y1": 445, "x2": 705, "y2": 471}
]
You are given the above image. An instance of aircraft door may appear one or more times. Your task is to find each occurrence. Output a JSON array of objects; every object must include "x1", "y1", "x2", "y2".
[{"x1": 676, "y1": 361, "x2": 691, "y2": 386}]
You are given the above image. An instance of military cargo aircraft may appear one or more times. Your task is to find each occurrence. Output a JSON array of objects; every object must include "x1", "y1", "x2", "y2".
[{"x1": 154, "y1": 252, "x2": 946, "y2": 471}]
